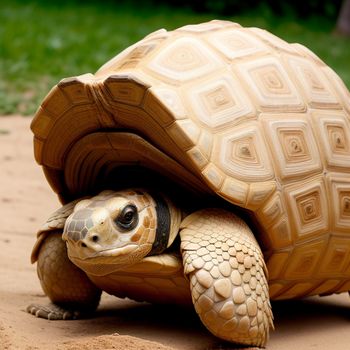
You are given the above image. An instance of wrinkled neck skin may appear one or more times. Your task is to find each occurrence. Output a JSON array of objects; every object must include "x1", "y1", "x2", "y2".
[{"x1": 62, "y1": 189, "x2": 183, "y2": 276}]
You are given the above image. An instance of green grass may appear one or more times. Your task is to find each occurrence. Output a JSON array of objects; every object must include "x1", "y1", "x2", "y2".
[{"x1": 1, "y1": 0, "x2": 349, "y2": 115}]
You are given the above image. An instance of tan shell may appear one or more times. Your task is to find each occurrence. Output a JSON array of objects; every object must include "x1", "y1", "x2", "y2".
[{"x1": 31, "y1": 20, "x2": 350, "y2": 299}]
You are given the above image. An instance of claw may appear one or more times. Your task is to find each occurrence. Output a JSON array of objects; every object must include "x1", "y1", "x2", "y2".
[{"x1": 26, "y1": 303, "x2": 80, "y2": 320}]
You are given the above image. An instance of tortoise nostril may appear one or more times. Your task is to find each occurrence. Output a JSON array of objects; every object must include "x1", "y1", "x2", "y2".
[
  {"x1": 92, "y1": 235, "x2": 99, "y2": 242},
  {"x1": 81, "y1": 242, "x2": 87, "y2": 248}
]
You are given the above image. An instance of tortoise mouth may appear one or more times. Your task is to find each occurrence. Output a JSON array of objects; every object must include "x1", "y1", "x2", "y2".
[
  {"x1": 67, "y1": 243, "x2": 140, "y2": 260},
  {"x1": 67, "y1": 242, "x2": 153, "y2": 274}
]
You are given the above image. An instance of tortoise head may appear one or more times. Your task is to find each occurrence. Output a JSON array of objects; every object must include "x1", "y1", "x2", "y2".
[{"x1": 62, "y1": 189, "x2": 181, "y2": 275}]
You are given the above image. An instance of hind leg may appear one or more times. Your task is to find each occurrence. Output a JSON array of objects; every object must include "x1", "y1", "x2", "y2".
[
  {"x1": 27, "y1": 231, "x2": 101, "y2": 320},
  {"x1": 180, "y1": 209, "x2": 273, "y2": 347}
]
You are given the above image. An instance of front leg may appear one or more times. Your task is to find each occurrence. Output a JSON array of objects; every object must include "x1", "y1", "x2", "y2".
[
  {"x1": 180, "y1": 209, "x2": 273, "y2": 348},
  {"x1": 27, "y1": 231, "x2": 101, "y2": 320}
]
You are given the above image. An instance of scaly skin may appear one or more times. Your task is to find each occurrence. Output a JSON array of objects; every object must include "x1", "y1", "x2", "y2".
[
  {"x1": 180, "y1": 209, "x2": 273, "y2": 347},
  {"x1": 27, "y1": 232, "x2": 101, "y2": 319}
]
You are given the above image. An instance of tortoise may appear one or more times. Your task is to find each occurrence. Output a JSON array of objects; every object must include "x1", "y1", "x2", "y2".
[{"x1": 27, "y1": 20, "x2": 350, "y2": 347}]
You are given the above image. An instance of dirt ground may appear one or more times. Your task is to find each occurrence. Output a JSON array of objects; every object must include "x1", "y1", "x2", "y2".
[{"x1": 0, "y1": 116, "x2": 349, "y2": 350}]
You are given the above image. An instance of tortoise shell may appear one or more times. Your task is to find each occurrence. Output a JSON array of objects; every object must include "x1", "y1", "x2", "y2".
[{"x1": 31, "y1": 20, "x2": 350, "y2": 299}]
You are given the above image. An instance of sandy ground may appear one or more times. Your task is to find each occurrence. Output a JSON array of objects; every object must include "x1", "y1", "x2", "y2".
[{"x1": 0, "y1": 116, "x2": 349, "y2": 350}]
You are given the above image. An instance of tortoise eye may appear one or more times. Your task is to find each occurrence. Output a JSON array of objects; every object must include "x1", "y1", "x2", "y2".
[{"x1": 115, "y1": 204, "x2": 138, "y2": 231}]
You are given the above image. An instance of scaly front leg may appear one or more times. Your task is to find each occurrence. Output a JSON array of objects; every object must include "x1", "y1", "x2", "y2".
[
  {"x1": 180, "y1": 209, "x2": 273, "y2": 347},
  {"x1": 27, "y1": 231, "x2": 101, "y2": 320}
]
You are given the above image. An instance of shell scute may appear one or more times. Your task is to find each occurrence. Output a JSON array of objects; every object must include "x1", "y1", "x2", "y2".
[
  {"x1": 145, "y1": 36, "x2": 222, "y2": 84},
  {"x1": 104, "y1": 74, "x2": 149, "y2": 106}
]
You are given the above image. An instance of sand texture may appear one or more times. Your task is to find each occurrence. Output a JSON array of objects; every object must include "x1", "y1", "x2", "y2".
[{"x1": 0, "y1": 116, "x2": 349, "y2": 350}]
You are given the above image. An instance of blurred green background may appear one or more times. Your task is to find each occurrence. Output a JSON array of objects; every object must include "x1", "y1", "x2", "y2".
[{"x1": 1, "y1": 0, "x2": 349, "y2": 115}]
